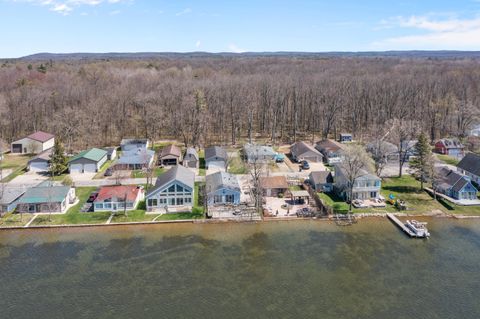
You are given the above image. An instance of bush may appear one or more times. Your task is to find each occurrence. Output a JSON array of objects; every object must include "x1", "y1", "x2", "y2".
[{"x1": 137, "y1": 200, "x2": 146, "y2": 210}]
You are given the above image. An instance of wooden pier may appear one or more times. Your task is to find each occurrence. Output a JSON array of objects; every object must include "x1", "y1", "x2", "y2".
[{"x1": 386, "y1": 213, "x2": 418, "y2": 238}]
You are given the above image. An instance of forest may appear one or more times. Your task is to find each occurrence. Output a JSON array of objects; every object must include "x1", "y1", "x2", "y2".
[{"x1": 0, "y1": 55, "x2": 479, "y2": 152}]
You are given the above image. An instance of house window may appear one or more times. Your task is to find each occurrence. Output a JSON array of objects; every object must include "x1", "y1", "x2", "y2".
[
  {"x1": 29, "y1": 204, "x2": 36, "y2": 213},
  {"x1": 105, "y1": 203, "x2": 112, "y2": 209},
  {"x1": 168, "y1": 185, "x2": 176, "y2": 193},
  {"x1": 95, "y1": 203, "x2": 104, "y2": 209},
  {"x1": 148, "y1": 199, "x2": 158, "y2": 207},
  {"x1": 185, "y1": 198, "x2": 191, "y2": 204},
  {"x1": 370, "y1": 192, "x2": 377, "y2": 198},
  {"x1": 177, "y1": 198, "x2": 184, "y2": 205},
  {"x1": 225, "y1": 194, "x2": 234, "y2": 203},
  {"x1": 159, "y1": 198, "x2": 167, "y2": 204},
  {"x1": 214, "y1": 195, "x2": 223, "y2": 203},
  {"x1": 126, "y1": 203, "x2": 133, "y2": 208},
  {"x1": 176, "y1": 185, "x2": 184, "y2": 192},
  {"x1": 169, "y1": 198, "x2": 175, "y2": 205}
]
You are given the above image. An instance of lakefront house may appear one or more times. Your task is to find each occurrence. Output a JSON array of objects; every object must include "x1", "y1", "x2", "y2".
[
  {"x1": 145, "y1": 165, "x2": 195, "y2": 212},
  {"x1": 334, "y1": 166, "x2": 382, "y2": 201}
]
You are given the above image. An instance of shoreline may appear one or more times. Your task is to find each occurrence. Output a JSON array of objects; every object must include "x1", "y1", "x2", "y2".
[{"x1": 1, "y1": 212, "x2": 479, "y2": 231}]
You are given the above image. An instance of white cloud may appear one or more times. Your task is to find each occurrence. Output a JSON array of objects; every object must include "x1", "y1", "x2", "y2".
[
  {"x1": 195, "y1": 40, "x2": 201, "y2": 48},
  {"x1": 11, "y1": 0, "x2": 131, "y2": 15},
  {"x1": 228, "y1": 43, "x2": 247, "y2": 53},
  {"x1": 108, "y1": 9, "x2": 120, "y2": 15},
  {"x1": 374, "y1": 15, "x2": 480, "y2": 49},
  {"x1": 175, "y1": 7, "x2": 191, "y2": 16}
]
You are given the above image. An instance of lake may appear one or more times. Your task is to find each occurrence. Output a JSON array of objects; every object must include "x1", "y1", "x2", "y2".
[{"x1": 0, "y1": 219, "x2": 479, "y2": 319}]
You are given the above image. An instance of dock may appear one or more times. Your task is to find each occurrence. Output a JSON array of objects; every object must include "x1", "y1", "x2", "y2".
[{"x1": 386, "y1": 213, "x2": 419, "y2": 238}]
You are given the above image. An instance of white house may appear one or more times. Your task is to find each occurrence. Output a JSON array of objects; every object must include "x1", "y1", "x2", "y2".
[
  {"x1": 93, "y1": 185, "x2": 144, "y2": 212},
  {"x1": 145, "y1": 165, "x2": 195, "y2": 212},
  {"x1": 205, "y1": 171, "x2": 241, "y2": 205},
  {"x1": 11, "y1": 131, "x2": 54, "y2": 155}
]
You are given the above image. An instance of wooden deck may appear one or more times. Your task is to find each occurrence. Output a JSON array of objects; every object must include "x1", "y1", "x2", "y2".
[{"x1": 386, "y1": 213, "x2": 418, "y2": 238}]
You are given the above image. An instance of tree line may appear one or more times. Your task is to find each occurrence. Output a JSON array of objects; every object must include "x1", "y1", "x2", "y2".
[{"x1": 0, "y1": 56, "x2": 479, "y2": 152}]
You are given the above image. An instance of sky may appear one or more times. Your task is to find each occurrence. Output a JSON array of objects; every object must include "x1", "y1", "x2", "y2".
[{"x1": 2, "y1": 0, "x2": 480, "y2": 58}]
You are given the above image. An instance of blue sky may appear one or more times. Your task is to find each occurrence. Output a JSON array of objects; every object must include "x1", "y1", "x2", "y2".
[{"x1": 2, "y1": 0, "x2": 480, "y2": 58}]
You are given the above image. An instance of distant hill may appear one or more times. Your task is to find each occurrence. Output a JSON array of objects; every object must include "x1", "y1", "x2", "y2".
[{"x1": 13, "y1": 50, "x2": 480, "y2": 61}]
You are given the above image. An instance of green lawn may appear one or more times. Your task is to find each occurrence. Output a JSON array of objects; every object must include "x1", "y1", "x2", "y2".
[
  {"x1": 381, "y1": 175, "x2": 447, "y2": 214},
  {"x1": 317, "y1": 192, "x2": 351, "y2": 213},
  {"x1": 30, "y1": 187, "x2": 112, "y2": 225},
  {"x1": 1, "y1": 154, "x2": 30, "y2": 182},
  {"x1": 228, "y1": 154, "x2": 247, "y2": 174},
  {"x1": 289, "y1": 185, "x2": 303, "y2": 191},
  {"x1": 155, "y1": 211, "x2": 204, "y2": 220},
  {"x1": 0, "y1": 212, "x2": 35, "y2": 227},
  {"x1": 436, "y1": 154, "x2": 460, "y2": 166},
  {"x1": 193, "y1": 182, "x2": 205, "y2": 215},
  {"x1": 110, "y1": 210, "x2": 160, "y2": 223},
  {"x1": 198, "y1": 149, "x2": 206, "y2": 176},
  {"x1": 131, "y1": 167, "x2": 165, "y2": 178}
]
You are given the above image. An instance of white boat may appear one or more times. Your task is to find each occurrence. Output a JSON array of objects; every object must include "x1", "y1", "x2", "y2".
[{"x1": 405, "y1": 220, "x2": 430, "y2": 238}]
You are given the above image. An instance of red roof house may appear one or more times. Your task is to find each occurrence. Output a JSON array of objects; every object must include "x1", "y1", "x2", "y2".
[{"x1": 93, "y1": 185, "x2": 144, "y2": 212}]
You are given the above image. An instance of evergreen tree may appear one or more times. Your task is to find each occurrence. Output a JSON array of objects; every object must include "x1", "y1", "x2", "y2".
[
  {"x1": 410, "y1": 132, "x2": 434, "y2": 190},
  {"x1": 49, "y1": 139, "x2": 68, "y2": 176}
]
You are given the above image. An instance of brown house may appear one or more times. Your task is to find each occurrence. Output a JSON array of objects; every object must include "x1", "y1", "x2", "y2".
[
  {"x1": 159, "y1": 144, "x2": 182, "y2": 166},
  {"x1": 260, "y1": 176, "x2": 289, "y2": 197}
]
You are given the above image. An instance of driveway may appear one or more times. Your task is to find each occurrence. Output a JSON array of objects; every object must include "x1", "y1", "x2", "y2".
[
  {"x1": 7, "y1": 171, "x2": 48, "y2": 187},
  {"x1": 70, "y1": 172, "x2": 96, "y2": 183}
]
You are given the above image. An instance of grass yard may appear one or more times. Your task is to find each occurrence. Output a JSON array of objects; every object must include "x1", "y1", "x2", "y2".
[
  {"x1": 131, "y1": 167, "x2": 165, "y2": 178},
  {"x1": 0, "y1": 212, "x2": 35, "y2": 227},
  {"x1": 381, "y1": 175, "x2": 446, "y2": 214},
  {"x1": 198, "y1": 149, "x2": 206, "y2": 176},
  {"x1": 289, "y1": 185, "x2": 303, "y2": 191},
  {"x1": 1, "y1": 154, "x2": 30, "y2": 182},
  {"x1": 193, "y1": 182, "x2": 205, "y2": 215},
  {"x1": 30, "y1": 187, "x2": 113, "y2": 225},
  {"x1": 436, "y1": 154, "x2": 460, "y2": 166},
  {"x1": 110, "y1": 210, "x2": 161, "y2": 223},
  {"x1": 155, "y1": 211, "x2": 204, "y2": 220},
  {"x1": 317, "y1": 192, "x2": 351, "y2": 213},
  {"x1": 228, "y1": 154, "x2": 247, "y2": 174}
]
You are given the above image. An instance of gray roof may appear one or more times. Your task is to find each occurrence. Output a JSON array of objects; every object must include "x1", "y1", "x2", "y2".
[
  {"x1": 147, "y1": 165, "x2": 195, "y2": 196},
  {"x1": 120, "y1": 138, "x2": 149, "y2": 152},
  {"x1": 309, "y1": 171, "x2": 333, "y2": 185},
  {"x1": 316, "y1": 139, "x2": 344, "y2": 154},
  {"x1": 205, "y1": 146, "x2": 227, "y2": 161},
  {"x1": 437, "y1": 167, "x2": 472, "y2": 193},
  {"x1": 28, "y1": 148, "x2": 53, "y2": 164},
  {"x1": 185, "y1": 147, "x2": 199, "y2": 160},
  {"x1": 206, "y1": 171, "x2": 240, "y2": 194},
  {"x1": 160, "y1": 144, "x2": 181, "y2": 158},
  {"x1": 244, "y1": 144, "x2": 276, "y2": 157},
  {"x1": 366, "y1": 141, "x2": 398, "y2": 154},
  {"x1": 117, "y1": 149, "x2": 154, "y2": 165},
  {"x1": 291, "y1": 141, "x2": 323, "y2": 158},
  {"x1": 0, "y1": 187, "x2": 26, "y2": 204},
  {"x1": 457, "y1": 153, "x2": 480, "y2": 177}
]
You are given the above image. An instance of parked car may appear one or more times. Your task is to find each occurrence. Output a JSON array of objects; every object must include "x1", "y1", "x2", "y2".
[
  {"x1": 88, "y1": 192, "x2": 99, "y2": 203},
  {"x1": 104, "y1": 168, "x2": 113, "y2": 176},
  {"x1": 300, "y1": 160, "x2": 310, "y2": 170}
]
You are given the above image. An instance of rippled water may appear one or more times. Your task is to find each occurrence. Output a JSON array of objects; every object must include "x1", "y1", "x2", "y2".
[{"x1": 0, "y1": 219, "x2": 479, "y2": 319}]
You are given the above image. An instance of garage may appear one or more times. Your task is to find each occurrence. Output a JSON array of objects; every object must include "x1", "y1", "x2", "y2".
[
  {"x1": 68, "y1": 148, "x2": 107, "y2": 174},
  {"x1": 29, "y1": 161, "x2": 49, "y2": 172},
  {"x1": 11, "y1": 144, "x2": 23, "y2": 153},
  {"x1": 84, "y1": 163, "x2": 97, "y2": 173},
  {"x1": 69, "y1": 163, "x2": 83, "y2": 174}
]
